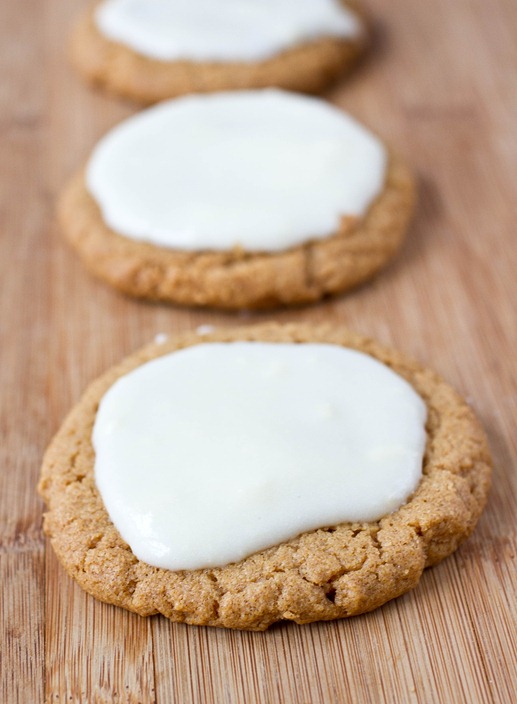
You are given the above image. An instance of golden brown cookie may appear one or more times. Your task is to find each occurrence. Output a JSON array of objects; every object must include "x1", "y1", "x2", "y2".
[
  {"x1": 58, "y1": 154, "x2": 414, "y2": 310},
  {"x1": 39, "y1": 323, "x2": 492, "y2": 631},
  {"x1": 71, "y1": 1, "x2": 367, "y2": 105}
]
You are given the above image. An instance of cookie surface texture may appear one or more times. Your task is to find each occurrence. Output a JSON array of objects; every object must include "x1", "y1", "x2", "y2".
[
  {"x1": 39, "y1": 323, "x2": 492, "y2": 631},
  {"x1": 59, "y1": 91, "x2": 415, "y2": 310},
  {"x1": 71, "y1": 0, "x2": 367, "y2": 104}
]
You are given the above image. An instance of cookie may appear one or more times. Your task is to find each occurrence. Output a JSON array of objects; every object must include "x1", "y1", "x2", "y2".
[
  {"x1": 71, "y1": 0, "x2": 367, "y2": 104},
  {"x1": 59, "y1": 90, "x2": 415, "y2": 310},
  {"x1": 39, "y1": 323, "x2": 492, "y2": 631}
]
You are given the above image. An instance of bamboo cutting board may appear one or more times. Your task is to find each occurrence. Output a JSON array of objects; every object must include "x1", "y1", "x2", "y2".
[{"x1": 1, "y1": 1, "x2": 516, "y2": 702}]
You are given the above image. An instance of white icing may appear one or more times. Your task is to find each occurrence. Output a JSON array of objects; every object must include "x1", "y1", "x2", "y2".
[
  {"x1": 93, "y1": 342, "x2": 427, "y2": 571},
  {"x1": 87, "y1": 90, "x2": 387, "y2": 253},
  {"x1": 95, "y1": 0, "x2": 362, "y2": 63}
]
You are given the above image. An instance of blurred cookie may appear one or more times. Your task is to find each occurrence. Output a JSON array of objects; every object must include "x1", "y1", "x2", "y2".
[
  {"x1": 71, "y1": 0, "x2": 367, "y2": 104},
  {"x1": 59, "y1": 90, "x2": 414, "y2": 309}
]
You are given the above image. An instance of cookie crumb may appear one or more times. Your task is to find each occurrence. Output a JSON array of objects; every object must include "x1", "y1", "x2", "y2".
[{"x1": 196, "y1": 325, "x2": 216, "y2": 336}]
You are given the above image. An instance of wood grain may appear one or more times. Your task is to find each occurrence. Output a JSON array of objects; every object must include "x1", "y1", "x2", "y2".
[{"x1": 1, "y1": 0, "x2": 516, "y2": 702}]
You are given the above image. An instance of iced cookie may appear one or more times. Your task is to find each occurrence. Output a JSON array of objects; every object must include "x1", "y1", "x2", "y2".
[
  {"x1": 59, "y1": 90, "x2": 414, "y2": 309},
  {"x1": 39, "y1": 323, "x2": 491, "y2": 631},
  {"x1": 71, "y1": 0, "x2": 367, "y2": 104}
]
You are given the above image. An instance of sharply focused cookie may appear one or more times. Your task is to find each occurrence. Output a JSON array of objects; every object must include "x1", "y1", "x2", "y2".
[
  {"x1": 39, "y1": 323, "x2": 492, "y2": 631},
  {"x1": 71, "y1": 0, "x2": 367, "y2": 104},
  {"x1": 59, "y1": 90, "x2": 414, "y2": 309}
]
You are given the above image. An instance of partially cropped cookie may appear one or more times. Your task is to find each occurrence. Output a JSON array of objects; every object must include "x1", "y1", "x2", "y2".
[
  {"x1": 59, "y1": 90, "x2": 414, "y2": 309},
  {"x1": 72, "y1": 0, "x2": 367, "y2": 104},
  {"x1": 39, "y1": 323, "x2": 491, "y2": 631}
]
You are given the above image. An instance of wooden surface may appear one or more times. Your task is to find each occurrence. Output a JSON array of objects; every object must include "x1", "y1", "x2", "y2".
[{"x1": 1, "y1": 1, "x2": 516, "y2": 702}]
